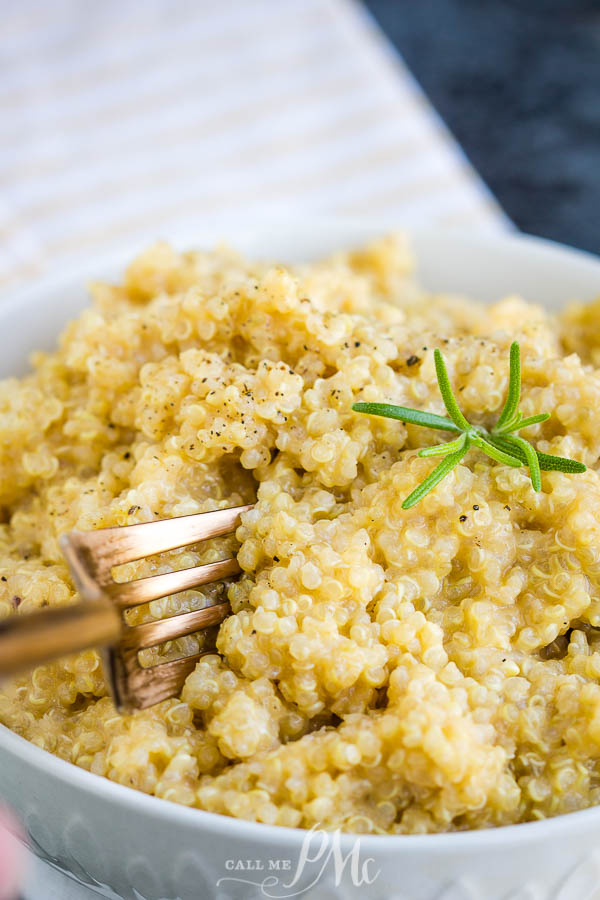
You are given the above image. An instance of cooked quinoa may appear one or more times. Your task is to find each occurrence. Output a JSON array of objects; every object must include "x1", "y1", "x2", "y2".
[{"x1": 1, "y1": 234, "x2": 600, "y2": 834}]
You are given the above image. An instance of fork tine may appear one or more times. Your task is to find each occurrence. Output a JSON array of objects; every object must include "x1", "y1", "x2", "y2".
[
  {"x1": 123, "y1": 603, "x2": 230, "y2": 650},
  {"x1": 123, "y1": 654, "x2": 207, "y2": 710},
  {"x1": 62, "y1": 504, "x2": 253, "y2": 572},
  {"x1": 109, "y1": 558, "x2": 240, "y2": 609}
]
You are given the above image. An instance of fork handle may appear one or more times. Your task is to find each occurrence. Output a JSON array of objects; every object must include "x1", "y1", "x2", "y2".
[{"x1": 0, "y1": 602, "x2": 121, "y2": 677}]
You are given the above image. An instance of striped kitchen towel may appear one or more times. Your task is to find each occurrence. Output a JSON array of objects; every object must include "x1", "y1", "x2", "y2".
[{"x1": 1, "y1": 0, "x2": 507, "y2": 290}]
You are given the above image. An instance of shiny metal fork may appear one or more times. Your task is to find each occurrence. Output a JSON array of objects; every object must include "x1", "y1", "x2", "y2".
[{"x1": 0, "y1": 504, "x2": 252, "y2": 711}]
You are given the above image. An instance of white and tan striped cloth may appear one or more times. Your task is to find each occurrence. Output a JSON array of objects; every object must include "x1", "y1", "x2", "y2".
[{"x1": 1, "y1": 0, "x2": 508, "y2": 293}]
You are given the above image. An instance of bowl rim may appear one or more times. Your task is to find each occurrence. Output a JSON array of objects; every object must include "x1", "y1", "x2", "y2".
[
  {"x1": 4, "y1": 219, "x2": 600, "y2": 311},
  {"x1": 3, "y1": 221, "x2": 600, "y2": 853},
  {"x1": 4, "y1": 720, "x2": 600, "y2": 852}
]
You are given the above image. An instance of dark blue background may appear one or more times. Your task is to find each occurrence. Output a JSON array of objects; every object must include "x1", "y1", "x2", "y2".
[{"x1": 364, "y1": 0, "x2": 600, "y2": 254}]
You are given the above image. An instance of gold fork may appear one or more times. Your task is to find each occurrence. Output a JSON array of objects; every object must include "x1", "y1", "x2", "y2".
[{"x1": 0, "y1": 504, "x2": 252, "y2": 712}]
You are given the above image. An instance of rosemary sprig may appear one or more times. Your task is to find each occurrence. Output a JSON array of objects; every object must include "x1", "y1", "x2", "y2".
[{"x1": 352, "y1": 341, "x2": 586, "y2": 509}]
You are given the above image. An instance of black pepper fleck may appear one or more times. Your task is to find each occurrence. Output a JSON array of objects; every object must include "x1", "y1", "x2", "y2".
[
  {"x1": 406, "y1": 355, "x2": 420, "y2": 367},
  {"x1": 459, "y1": 515, "x2": 468, "y2": 522},
  {"x1": 473, "y1": 504, "x2": 480, "y2": 510}
]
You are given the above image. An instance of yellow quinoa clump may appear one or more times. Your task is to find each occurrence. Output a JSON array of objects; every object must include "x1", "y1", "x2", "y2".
[{"x1": 2, "y1": 234, "x2": 600, "y2": 833}]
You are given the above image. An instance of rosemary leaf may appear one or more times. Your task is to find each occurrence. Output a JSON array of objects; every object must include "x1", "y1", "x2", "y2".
[
  {"x1": 495, "y1": 341, "x2": 521, "y2": 430},
  {"x1": 418, "y1": 435, "x2": 467, "y2": 458},
  {"x1": 492, "y1": 435, "x2": 587, "y2": 474},
  {"x1": 534, "y1": 451, "x2": 587, "y2": 473},
  {"x1": 433, "y1": 350, "x2": 472, "y2": 431},
  {"x1": 498, "y1": 412, "x2": 550, "y2": 434},
  {"x1": 475, "y1": 434, "x2": 523, "y2": 467},
  {"x1": 351, "y1": 403, "x2": 462, "y2": 433},
  {"x1": 402, "y1": 440, "x2": 470, "y2": 509},
  {"x1": 504, "y1": 434, "x2": 542, "y2": 491}
]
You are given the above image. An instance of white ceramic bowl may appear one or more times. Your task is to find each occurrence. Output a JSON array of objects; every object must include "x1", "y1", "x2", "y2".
[{"x1": 2, "y1": 222, "x2": 600, "y2": 900}]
